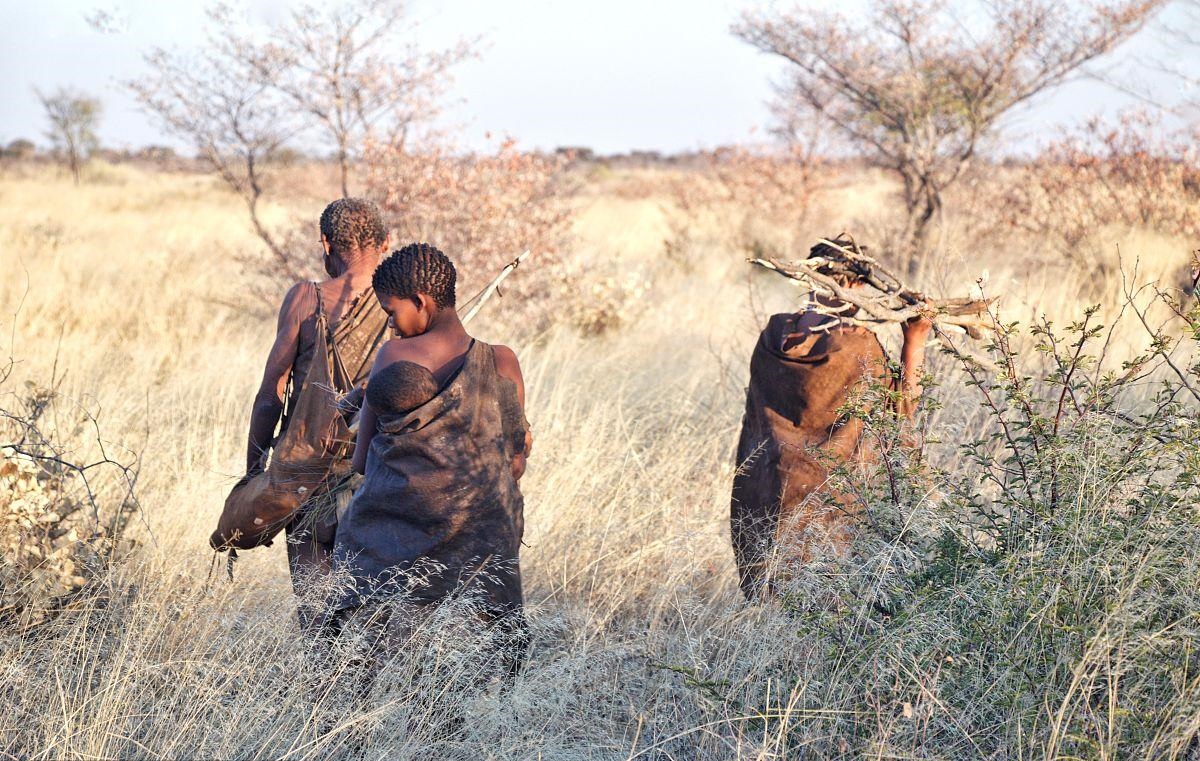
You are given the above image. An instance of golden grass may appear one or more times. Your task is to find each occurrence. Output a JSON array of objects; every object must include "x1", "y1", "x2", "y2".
[{"x1": 1, "y1": 161, "x2": 1195, "y2": 758}]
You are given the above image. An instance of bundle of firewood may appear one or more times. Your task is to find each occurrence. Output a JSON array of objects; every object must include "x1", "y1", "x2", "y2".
[{"x1": 748, "y1": 236, "x2": 995, "y2": 339}]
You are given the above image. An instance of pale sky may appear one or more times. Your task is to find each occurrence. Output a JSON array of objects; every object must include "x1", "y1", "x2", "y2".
[{"x1": 1, "y1": 0, "x2": 1195, "y2": 155}]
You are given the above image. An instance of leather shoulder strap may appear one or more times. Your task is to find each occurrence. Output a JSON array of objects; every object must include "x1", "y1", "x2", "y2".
[{"x1": 312, "y1": 282, "x2": 353, "y2": 393}]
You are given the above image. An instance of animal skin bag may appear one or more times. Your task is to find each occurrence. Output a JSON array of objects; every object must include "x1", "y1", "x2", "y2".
[{"x1": 210, "y1": 286, "x2": 356, "y2": 551}]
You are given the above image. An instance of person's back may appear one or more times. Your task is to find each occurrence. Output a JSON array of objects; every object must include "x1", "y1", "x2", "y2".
[
  {"x1": 730, "y1": 240, "x2": 931, "y2": 599},
  {"x1": 279, "y1": 277, "x2": 386, "y2": 426},
  {"x1": 244, "y1": 198, "x2": 390, "y2": 627},
  {"x1": 330, "y1": 243, "x2": 532, "y2": 675}
]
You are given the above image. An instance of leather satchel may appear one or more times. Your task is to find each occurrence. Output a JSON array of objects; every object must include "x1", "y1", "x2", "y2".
[{"x1": 210, "y1": 286, "x2": 356, "y2": 551}]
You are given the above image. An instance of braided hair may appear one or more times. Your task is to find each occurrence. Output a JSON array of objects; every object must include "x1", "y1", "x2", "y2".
[
  {"x1": 319, "y1": 198, "x2": 387, "y2": 258},
  {"x1": 372, "y1": 243, "x2": 457, "y2": 309}
]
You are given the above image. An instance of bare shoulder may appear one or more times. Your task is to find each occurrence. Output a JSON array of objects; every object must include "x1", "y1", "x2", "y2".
[
  {"x1": 278, "y1": 281, "x2": 316, "y2": 320},
  {"x1": 374, "y1": 336, "x2": 425, "y2": 369},
  {"x1": 283, "y1": 280, "x2": 316, "y2": 304},
  {"x1": 492, "y1": 343, "x2": 518, "y2": 364},
  {"x1": 491, "y1": 344, "x2": 522, "y2": 377}
]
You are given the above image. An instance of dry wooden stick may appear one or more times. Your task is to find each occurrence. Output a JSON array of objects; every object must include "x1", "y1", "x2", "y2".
[
  {"x1": 461, "y1": 249, "x2": 532, "y2": 324},
  {"x1": 748, "y1": 236, "x2": 996, "y2": 338}
]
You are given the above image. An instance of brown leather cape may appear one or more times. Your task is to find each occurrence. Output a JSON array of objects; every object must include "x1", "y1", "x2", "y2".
[
  {"x1": 331, "y1": 340, "x2": 528, "y2": 620},
  {"x1": 210, "y1": 284, "x2": 388, "y2": 552},
  {"x1": 730, "y1": 312, "x2": 890, "y2": 598}
]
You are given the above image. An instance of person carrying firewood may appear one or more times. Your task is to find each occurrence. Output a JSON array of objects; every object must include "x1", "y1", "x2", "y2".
[{"x1": 730, "y1": 237, "x2": 933, "y2": 600}]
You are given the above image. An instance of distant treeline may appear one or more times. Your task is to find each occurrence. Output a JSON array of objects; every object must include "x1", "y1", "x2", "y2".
[
  {"x1": 0, "y1": 140, "x2": 186, "y2": 168},
  {"x1": 2, "y1": 139, "x2": 1084, "y2": 173}
]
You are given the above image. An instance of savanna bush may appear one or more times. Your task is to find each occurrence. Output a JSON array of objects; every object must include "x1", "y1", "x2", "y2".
[
  {"x1": 663, "y1": 143, "x2": 825, "y2": 267},
  {"x1": 0, "y1": 378, "x2": 138, "y2": 628},
  {"x1": 716, "y1": 300, "x2": 1200, "y2": 756},
  {"x1": 366, "y1": 138, "x2": 578, "y2": 331},
  {"x1": 563, "y1": 271, "x2": 653, "y2": 337},
  {"x1": 986, "y1": 112, "x2": 1200, "y2": 271}
]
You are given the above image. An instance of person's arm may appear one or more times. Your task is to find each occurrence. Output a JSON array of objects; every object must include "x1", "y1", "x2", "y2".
[
  {"x1": 493, "y1": 345, "x2": 532, "y2": 480},
  {"x1": 246, "y1": 283, "x2": 309, "y2": 472},
  {"x1": 352, "y1": 397, "x2": 379, "y2": 475},
  {"x1": 896, "y1": 314, "x2": 934, "y2": 418}
]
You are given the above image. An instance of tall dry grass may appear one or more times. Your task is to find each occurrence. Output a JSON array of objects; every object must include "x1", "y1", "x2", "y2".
[{"x1": 1, "y1": 157, "x2": 1198, "y2": 758}]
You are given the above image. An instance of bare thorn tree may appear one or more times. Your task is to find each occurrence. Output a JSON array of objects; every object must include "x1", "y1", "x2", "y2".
[
  {"x1": 128, "y1": 6, "x2": 300, "y2": 277},
  {"x1": 734, "y1": 0, "x2": 1167, "y2": 277},
  {"x1": 253, "y1": 0, "x2": 475, "y2": 196},
  {"x1": 129, "y1": 2, "x2": 471, "y2": 286},
  {"x1": 36, "y1": 88, "x2": 102, "y2": 185}
]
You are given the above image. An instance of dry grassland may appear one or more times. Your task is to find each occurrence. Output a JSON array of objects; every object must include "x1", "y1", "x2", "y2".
[{"x1": 1, "y1": 161, "x2": 1197, "y2": 758}]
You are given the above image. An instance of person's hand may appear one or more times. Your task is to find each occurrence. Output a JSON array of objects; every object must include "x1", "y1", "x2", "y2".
[
  {"x1": 245, "y1": 449, "x2": 266, "y2": 478},
  {"x1": 902, "y1": 306, "x2": 934, "y2": 341}
]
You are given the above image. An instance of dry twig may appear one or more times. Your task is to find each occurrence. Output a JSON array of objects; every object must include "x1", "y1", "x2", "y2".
[{"x1": 748, "y1": 236, "x2": 996, "y2": 338}]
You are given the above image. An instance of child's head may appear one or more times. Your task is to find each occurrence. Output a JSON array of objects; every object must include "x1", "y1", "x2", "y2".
[
  {"x1": 372, "y1": 242, "x2": 457, "y2": 337},
  {"x1": 319, "y1": 198, "x2": 388, "y2": 271}
]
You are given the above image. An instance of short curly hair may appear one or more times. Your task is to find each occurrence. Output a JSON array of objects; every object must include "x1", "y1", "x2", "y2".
[
  {"x1": 319, "y1": 198, "x2": 387, "y2": 258},
  {"x1": 372, "y1": 243, "x2": 457, "y2": 309},
  {"x1": 808, "y1": 236, "x2": 870, "y2": 287}
]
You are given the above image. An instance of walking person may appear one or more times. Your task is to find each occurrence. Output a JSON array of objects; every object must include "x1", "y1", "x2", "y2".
[
  {"x1": 242, "y1": 198, "x2": 390, "y2": 628},
  {"x1": 329, "y1": 242, "x2": 532, "y2": 677},
  {"x1": 730, "y1": 237, "x2": 932, "y2": 599}
]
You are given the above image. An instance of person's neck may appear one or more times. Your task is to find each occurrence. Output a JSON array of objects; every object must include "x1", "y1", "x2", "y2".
[
  {"x1": 427, "y1": 307, "x2": 467, "y2": 338},
  {"x1": 333, "y1": 254, "x2": 378, "y2": 286}
]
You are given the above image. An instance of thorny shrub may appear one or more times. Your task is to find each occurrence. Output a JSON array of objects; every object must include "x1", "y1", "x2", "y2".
[
  {"x1": 704, "y1": 289, "x2": 1200, "y2": 755},
  {"x1": 366, "y1": 138, "x2": 578, "y2": 331},
  {"x1": 663, "y1": 143, "x2": 824, "y2": 269},
  {"x1": 0, "y1": 372, "x2": 139, "y2": 629},
  {"x1": 988, "y1": 112, "x2": 1200, "y2": 272},
  {"x1": 565, "y1": 271, "x2": 653, "y2": 337}
]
